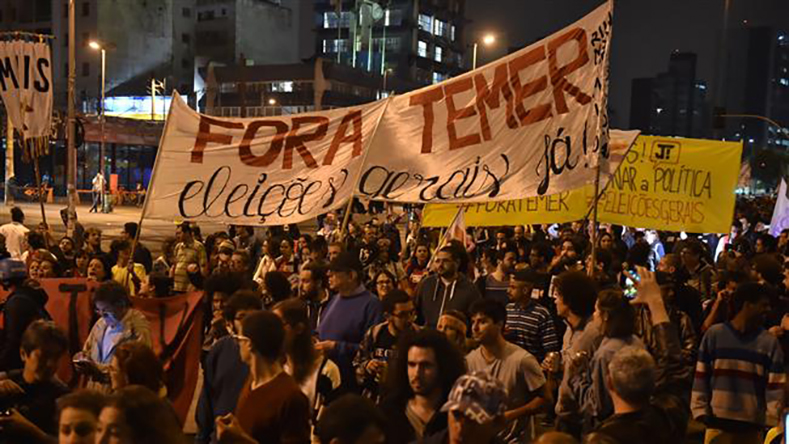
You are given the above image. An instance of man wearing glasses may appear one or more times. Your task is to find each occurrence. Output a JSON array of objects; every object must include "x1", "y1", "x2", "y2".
[{"x1": 354, "y1": 289, "x2": 418, "y2": 402}]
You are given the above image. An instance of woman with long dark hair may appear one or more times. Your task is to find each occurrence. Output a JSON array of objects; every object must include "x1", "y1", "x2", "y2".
[{"x1": 272, "y1": 299, "x2": 341, "y2": 420}]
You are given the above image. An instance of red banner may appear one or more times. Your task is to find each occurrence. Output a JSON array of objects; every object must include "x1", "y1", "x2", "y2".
[{"x1": 0, "y1": 279, "x2": 204, "y2": 424}]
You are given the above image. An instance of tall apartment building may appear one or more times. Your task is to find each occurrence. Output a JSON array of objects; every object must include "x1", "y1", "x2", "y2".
[
  {"x1": 629, "y1": 52, "x2": 709, "y2": 139},
  {"x1": 721, "y1": 26, "x2": 789, "y2": 152},
  {"x1": 195, "y1": 0, "x2": 302, "y2": 67},
  {"x1": 314, "y1": 0, "x2": 466, "y2": 86},
  {"x1": 0, "y1": 0, "x2": 196, "y2": 110}
]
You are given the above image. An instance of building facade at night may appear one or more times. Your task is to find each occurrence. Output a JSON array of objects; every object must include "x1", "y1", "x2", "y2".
[
  {"x1": 629, "y1": 52, "x2": 709, "y2": 139},
  {"x1": 314, "y1": 0, "x2": 467, "y2": 86},
  {"x1": 204, "y1": 57, "x2": 416, "y2": 118},
  {"x1": 0, "y1": 0, "x2": 193, "y2": 196},
  {"x1": 721, "y1": 26, "x2": 789, "y2": 152}
]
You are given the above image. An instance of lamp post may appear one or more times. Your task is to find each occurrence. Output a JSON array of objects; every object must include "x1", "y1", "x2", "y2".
[
  {"x1": 472, "y1": 33, "x2": 496, "y2": 70},
  {"x1": 89, "y1": 41, "x2": 108, "y2": 213}
]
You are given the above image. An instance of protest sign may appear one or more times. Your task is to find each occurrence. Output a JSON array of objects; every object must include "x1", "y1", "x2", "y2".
[
  {"x1": 422, "y1": 129, "x2": 638, "y2": 227},
  {"x1": 424, "y1": 135, "x2": 742, "y2": 234},
  {"x1": 593, "y1": 136, "x2": 742, "y2": 233},
  {"x1": 0, "y1": 39, "x2": 53, "y2": 140},
  {"x1": 146, "y1": 1, "x2": 614, "y2": 225}
]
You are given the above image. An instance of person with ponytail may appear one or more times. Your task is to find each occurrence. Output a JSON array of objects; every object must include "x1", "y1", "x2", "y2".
[{"x1": 273, "y1": 299, "x2": 341, "y2": 421}]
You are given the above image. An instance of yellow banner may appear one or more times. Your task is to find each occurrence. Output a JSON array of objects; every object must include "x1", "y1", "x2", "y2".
[
  {"x1": 422, "y1": 191, "x2": 588, "y2": 227},
  {"x1": 593, "y1": 136, "x2": 742, "y2": 233},
  {"x1": 423, "y1": 136, "x2": 743, "y2": 233}
]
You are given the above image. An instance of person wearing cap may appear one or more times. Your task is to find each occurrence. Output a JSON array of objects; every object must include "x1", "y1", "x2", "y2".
[
  {"x1": 0, "y1": 258, "x2": 50, "y2": 371},
  {"x1": 415, "y1": 246, "x2": 481, "y2": 328},
  {"x1": 316, "y1": 251, "x2": 383, "y2": 393},
  {"x1": 467, "y1": 299, "x2": 548, "y2": 443},
  {"x1": 213, "y1": 239, "x2": 236, "y2": 274},
  {"x1": 505, "y1": 269, "x2": 561, "y2": 364},
  {"x1": 421, "y1": 371, "x2": 509, "y2": 444},
  {"x1": 121, "y1": 222, "x2": 152, "y2": 273}
]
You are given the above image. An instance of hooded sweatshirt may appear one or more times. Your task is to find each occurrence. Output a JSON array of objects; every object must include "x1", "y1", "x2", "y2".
[
  {"x1": 0, "y1": 285, "x2": 49, "y2": 371},
  {"x1": 415, "y1": 274, "x2": 481, "y2": 328}
]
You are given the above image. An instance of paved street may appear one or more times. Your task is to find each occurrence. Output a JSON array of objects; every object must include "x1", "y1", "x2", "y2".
[
  {"x1": 0, "y1": 201, "x2": 394, "y2": 258},
  {"x1": 0, "y1": 202, "x2": 275, "y2": 257}
]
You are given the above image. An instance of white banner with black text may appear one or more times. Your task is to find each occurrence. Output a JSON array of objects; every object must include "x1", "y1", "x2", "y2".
[{"x1": 146, "y1": 1, "x2": 617, "y2": 225}]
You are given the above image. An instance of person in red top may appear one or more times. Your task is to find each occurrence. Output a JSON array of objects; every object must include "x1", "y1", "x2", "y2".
[{"x1": 216, "y1": 310, "x2": 311, "y2": 444}]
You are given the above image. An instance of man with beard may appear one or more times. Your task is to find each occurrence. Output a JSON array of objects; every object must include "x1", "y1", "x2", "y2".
[
  {"x1": 354, "y1": 290, "x2": 418, "y2": 403},
  {"x1": 476, "y1": 246, "x2": 517, "y2": 307},
  {"x1": 379, "y1": 330, "x2": 466, "y2": 443},
  {"x1": 415, "y1": 247, "x2": 481, "y2": 328},
  {"x1": 358, "y1": 224, "x2": 379, "y2": 270},
  {"x1": 298, "y1": 262, "x2": 332, "y2": 331}
]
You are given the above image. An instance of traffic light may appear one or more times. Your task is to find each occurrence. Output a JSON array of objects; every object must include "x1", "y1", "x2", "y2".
[{"x1": 713, "y1": 106, "x2": 726, "y2": 129}]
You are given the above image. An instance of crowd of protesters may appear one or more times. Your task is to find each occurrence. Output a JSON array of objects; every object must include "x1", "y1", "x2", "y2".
[{"x1": 0, "y1": 199, "x2": 787, "y2": 444}]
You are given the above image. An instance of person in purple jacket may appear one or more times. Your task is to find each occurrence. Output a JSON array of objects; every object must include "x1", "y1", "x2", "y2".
[{"x1": 317, "y1": 251, "x2": 383, "y2": 393}]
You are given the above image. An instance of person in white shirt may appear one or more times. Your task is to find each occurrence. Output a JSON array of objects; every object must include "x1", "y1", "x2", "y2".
[
  {"x1": 90, "y1": 173, "x2": 105, "y2": 213},
  {"x1": 0, "y1": 207, "x2": 29, "y2": 259}
]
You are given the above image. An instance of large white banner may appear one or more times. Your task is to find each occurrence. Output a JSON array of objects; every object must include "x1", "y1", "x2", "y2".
[
  {"x1": 0, "y1": 39, "x2": 53, "y2": 139},
  {"x1": 147, "y1": 1, "x2": 615, "y2": 225}
]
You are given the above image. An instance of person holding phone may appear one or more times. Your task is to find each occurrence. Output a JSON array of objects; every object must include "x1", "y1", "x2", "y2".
[
  {"x1": 74, "y1": 281, "x2": 151, "y2": 390},
  {"x1": 585, "y1": 268, "x2": 692, "y2": 444}
]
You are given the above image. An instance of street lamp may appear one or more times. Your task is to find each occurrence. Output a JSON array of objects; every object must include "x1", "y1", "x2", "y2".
[
  {"x1": 89, "y1": 40, "x2": 110, "y2": 212},
  {"x1": 472, "y1": 33, "x2": 496, "y2": 70},
  {"x1": 268, "y1": 98, "x2": 277, "y2": 106}
]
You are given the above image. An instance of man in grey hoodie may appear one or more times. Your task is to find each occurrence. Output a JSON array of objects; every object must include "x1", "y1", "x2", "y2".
[{"x1": 416, "y1": 246, "x2": 481, "y2": 328}]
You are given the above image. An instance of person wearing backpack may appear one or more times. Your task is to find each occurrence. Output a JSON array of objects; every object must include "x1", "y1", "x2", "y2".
[{"x1": 0, "y1": 258, "x2": 50, "y2": 371}]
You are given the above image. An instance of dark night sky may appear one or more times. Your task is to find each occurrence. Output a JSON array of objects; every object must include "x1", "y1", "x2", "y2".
[{"x1": 465, "y1": 0, "x2": 789, "y2": 129}]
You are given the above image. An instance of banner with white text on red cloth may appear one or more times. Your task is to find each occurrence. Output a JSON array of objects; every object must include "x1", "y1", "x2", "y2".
[{"x1": 145, "y1": 1, "x2": 614, "y2": 226}]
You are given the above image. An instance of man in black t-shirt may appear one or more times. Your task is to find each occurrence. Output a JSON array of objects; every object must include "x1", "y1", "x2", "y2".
[
  {"x1": 0, "y1": 320, "x2": 69, "y2": 442},
  {"x1": 354, "y1": 290, "x2": 417, "y2": 402}
]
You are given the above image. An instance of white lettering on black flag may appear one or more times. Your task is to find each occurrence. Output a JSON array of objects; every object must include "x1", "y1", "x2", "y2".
[{"x1": 146, "y1": 1, "x2": 616, "y2": 225}]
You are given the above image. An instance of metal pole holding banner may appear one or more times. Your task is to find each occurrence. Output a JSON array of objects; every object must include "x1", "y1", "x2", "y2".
[
  {"x1": 100, "y1": 48, "x2": 107, "y2": 213},
  {"x1": 5, "y1": 114, "x2": 13, "y2": 206},
  {"x1": 66, "y1": 0, "x2": 77, "y2": 234},
  {"x1": 126, "y1": 93, "x2": 178, "y2": 289},
  {"x1": 32, "y1": 146, "x2": 48, "y2": 230},
  {"x1": 339, "y1": 97, "x2": 393, "y2": 239},
  {"x1": 588, "y1": 163, "x2": 601, "y2": 277},
  {"x1": 472, "y1": 43, "x2": 478, "y2": 70}
]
